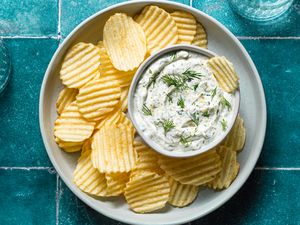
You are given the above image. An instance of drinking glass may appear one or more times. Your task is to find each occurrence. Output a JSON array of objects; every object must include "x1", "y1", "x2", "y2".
[
  {"x1": 228, "y1": 0, "x2": 294, "y2": 21},
  {"x1": 0, "y1": 38, "x2": 10, "y2": 96}
]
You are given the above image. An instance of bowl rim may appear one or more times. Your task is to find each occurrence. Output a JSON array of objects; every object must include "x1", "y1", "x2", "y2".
[
  {"x1": 39, "y1": 1, "x2": 267, "y2": 224},
  {"x1": 128, "y1": 44, "x2": 240, "y2": 158}
]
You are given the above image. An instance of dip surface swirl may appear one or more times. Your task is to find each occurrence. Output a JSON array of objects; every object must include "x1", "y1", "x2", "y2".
[{"x1": 133, "y1": 50, "x2": 234, "y2": 152}]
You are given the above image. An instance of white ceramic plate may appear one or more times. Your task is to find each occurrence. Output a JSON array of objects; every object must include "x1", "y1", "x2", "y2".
[{"x1": 39, "y1": 1, "x2": 267, "y2": 224}]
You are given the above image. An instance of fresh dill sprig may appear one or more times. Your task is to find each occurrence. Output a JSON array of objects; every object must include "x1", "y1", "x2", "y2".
[
  {"x1": 147, "y1": 71, "x2": 160, "y2": 88},
  {"x1": 166, "y1": 92, "x2": 173, "y2": 103},
  {"x1": 211, "y1": 87, "x2": 217, "y2": 100},
  {"x1": 179, "y1": 134, "x2": 192, "y2": 147},
  {"x1": 193, "y1": 83, "x2": 199, "y2": 91},
  {"x1": 190, "y1": 112, "x2": 200, "y2": 126},
  {"x1": 170, "y1": 52, "x2": 177, "y2": 61},
  {"x1": 177, "y1": 96, "x2": 185, "y2": 109},
  {"x1": 220, "y1": 96, "x2": 231, "y2": 110},
  {"x1": 202, "y1": 110, "x2": 210, "y2": 117},
  {"x1": 162, "y1": 74, "x2": 186, "y2": 90},
  {"x1": 182, "y1": 68, "x2": 202, "y2": 81},
  {"x1": 156, "y1": 119, "x2": 175, "y2": 135},
  {"x1": 221, "y1": 119, "x2": 227, "y2": 131},
  {"x1": 142, "y1": 104, "x2": 152, "y2": 116}
]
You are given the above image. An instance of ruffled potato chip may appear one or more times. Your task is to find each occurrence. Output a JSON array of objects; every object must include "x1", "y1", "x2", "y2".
[
  {"x1": 192, "y1": 23, "x2": 208, "y2": 48},
  {"x1": 56, "y1": 87, "x2": 78, "y2": 115},
  {"x1": 171, "y1": 11, "x2": 196, "y2": 44},
  {"x1": 103, "y1": 13, "x2": 147, "y2": 71}
]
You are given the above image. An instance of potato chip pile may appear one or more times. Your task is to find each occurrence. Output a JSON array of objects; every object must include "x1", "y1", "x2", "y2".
[{"x1": 53, "y1": 5, "x2": 245, "y2": 213}]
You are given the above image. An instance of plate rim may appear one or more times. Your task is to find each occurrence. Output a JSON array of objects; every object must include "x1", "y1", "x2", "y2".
[{"x1": 39, "y1": 1, "x2": 267, "y2": 224}]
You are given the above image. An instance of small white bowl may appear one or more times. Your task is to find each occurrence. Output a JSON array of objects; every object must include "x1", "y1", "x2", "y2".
[{"x1": 128, "y1": 44, "x2": 240, "y2": 158}]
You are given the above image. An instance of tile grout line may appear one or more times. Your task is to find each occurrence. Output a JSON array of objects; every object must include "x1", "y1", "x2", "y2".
[
  {"x1": 0, "y1": 36, "x2": 59, "y2": 39},
  {"x1": 237, "y1": 36, "x2": 300, "y2": 40},
  {"x1": 255, "y1": 167, "x2": 300, "y2": 171},
  {"x1": 190, "y1": 0, "x2": 193, "y2": 7},
  {"x1": 0, "y1": 166, "x2": 54, "y2": 170},
  {"x1": 57, "y1": 0, "x2": 62, "y2": 40},
  {"x1": 56, "y1": 174, "x2": 60, "y2": 225}
]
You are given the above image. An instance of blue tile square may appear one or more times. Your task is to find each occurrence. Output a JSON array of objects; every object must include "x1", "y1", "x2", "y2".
[
  {"x1": 192, "y1": 0, "x2": 300, "y2": 37},
  {"x1": 0, "y1": 0, "x2": 58, "y2": 36},
  {"x1": 0, "y1": 39, "x2": 58, "y2": 167},
  {"x1": 192, "y1": 170, "x2": 300, "y2": 224},
  {"x1": 0, "y1": 169, "x2": 56, "y2": 225},
  {"x1": 241, "y1": 39, "x2": 300, "y2": 167},
  {"x1": 58, "y1": 181, "x2": 120, "y2": 225}
]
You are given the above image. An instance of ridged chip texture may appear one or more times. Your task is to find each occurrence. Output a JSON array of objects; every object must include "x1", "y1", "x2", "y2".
[
  {"x1": 103, "y1": 13, "x2": 147, "y2": 71},
  {"x1": 95, "y1": 109, "x2": 121, "y2": 130},
  {"x1": 55, "y1": 137, "x2": 83, "y2": 152},
  {"x1": 105, "y1": 172, "x2": 129, "y2": 196},
  {"x1": 207, "y1": 56, "x2": 239, "y2": 93},
  {"x1": 134, "y1": 140, "x2": 164, "y2": 174},
  {"x1": 56, "y1": 87, "x2": 78, "y2": 115},
  {"x1": 158, "y1": 149, "x2": 222, "y2": 186},
  {"x1": 207, "y1": 146, "x2": 240, "y2": 189},
  {"x1": 120, "y1": 87, "x2": 129, "y2": 112},
  {"x1": 192, "y1": 23, "x2": 208, "y2": 48},
  {"x1": 76, "y1": 76, "x2": 121, "y2": 121},
  {"x1": 171, "y1": 11, "x2": 196, "y2": 44},
  {"x1": 168, "y1": 177, "x2": 198, "y2": 207},
  {"x1": 92, "y1": 124, "x2": 137, "y2": 173},
  {"x1": 135, "y1": 5, "x2": 179, "y2": 54},
  {"x1": 98, "y1": 41, "x2": 135, "y2": 87},
  {"x1": 54, "y1": 101, "x2": 95, "y2": 142},
  {"x1": 73, "y1": 141, "x2": 107, "y2": 196},
  {"x1": 60, "y1": 42, "x2": 100, "y2": 88},
  {"x1": 222, "y1": 115, "x2": 246, "y2": 152},
  {"x1": 124, "y1": 170, "x2": 170, "y2": 213}
]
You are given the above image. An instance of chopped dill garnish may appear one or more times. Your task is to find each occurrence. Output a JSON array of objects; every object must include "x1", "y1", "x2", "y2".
[
  {"x1": 166, "y1": 92, "x2": 173, "y2": 103},
  {"x1": 142, "y1": 104, "x2": 152, "y2": 116},
  {"x1": 162, "y1": 74, "x2": 186, "y2": 90},
  {"x1": 190, "y1": 112, "x2": 200, "y2": 126},
  {"x1": 179, "y1": 134, "x2": 192, "y2": 147},
  {"x1": 211, "y1": 87, "x2": 217, "y2": 100},
  {"x1": 182, "y1": 68, "x2": 202, "y2": 81},
  {"x1": 193, "y1": 83, "x2": 199, "y2": 91},
  {"x1": 147, "y1": 71, "x2": 160, "y2": 88},
  {"x1": 177, "y1": 96, "x2": 185, "y2": 109},
  {"x1": 170, "y1": 52, "x2": 177, "y2": 61},
  {"x1": 156, "y1": 119, "x2": 175, "y2": 135},
  {"x1": 220, "y1": 96, "x2": 231, "y2": 110},
  {"x1": 221, "y1": 119, "x2": 227, "y2": 131},
  {"x1": 202, "y1": 110, "x2": 210, "y2": 117}
]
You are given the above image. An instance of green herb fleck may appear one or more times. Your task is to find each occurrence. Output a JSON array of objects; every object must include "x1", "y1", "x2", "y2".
[
  {"x1": 182, "y1": 68, "x2": 202, "y2": 81},
  {"x1": 162, "y1": 74, "x2": 186, "y2": 90},
  {"x1": 147, "y1": 71, "x2": 159, "y2": 88},
  {"x1": 190, "y1": 112, "x2": 200, "y2": 126},
  {"x1": 170, "y1": 52, "x2": 177, "y2": 61},
  {"x1": 211, "y1": 87, "x2": 217, "y2": 100},
  {"x1": 166, "y1": 92, "x2": 173, "y2": 103},
  {"x1": 193, "y1": 83, "x2": 199, "y2": 91},
  {"x1": 220, "y1": 96, "x2": 231, "y2": 110},
  {"x1": 177, "y1": 96, "x2": 185, "y2": 109},
  {"x1": 202, "y1": 110, "x2": 210, "y2": 117},
  {"x1": 221, "y1": 119, "x2": 227, "y2": 131},
  {"x1": 156, "y1": 119, "x2": 175, "y2": 135},
  {"x1": 142, "y1": 104, "x2": 152, "y2": 116},
  {"x1": 179, "y1": 134, "x2": 192, "y2": 147}
]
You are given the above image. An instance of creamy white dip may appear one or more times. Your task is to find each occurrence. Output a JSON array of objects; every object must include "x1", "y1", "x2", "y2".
[{"x1": 133, "y1": 50, "x2": 234, "y2": 152}]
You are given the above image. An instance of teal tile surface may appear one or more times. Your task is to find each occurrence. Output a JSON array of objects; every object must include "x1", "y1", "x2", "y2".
[
  {"x1": 58, "y1": 181, "x2": 120, "y2": 225},
  {"x1": 241, "y1": 39, "x2": 300, "y2": 167},
  {"x1": 0, "y1": 0, "x2": 58, "y2": 36},
  {"x1": 0, "y1": 39, "x2": 58, "y2": 167},
  {"x1": 192, "y1": 170, "x2": 300, "y2": 225},
  {"x1": 192, "y1": 0, "x2": 300, "y2": 37},
  {"x1": 0, "y1": 169, "x2": 56, "y2": 225},
  {"x1": 60, "y1": 0, "x2": 189, "y2": 36}
]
